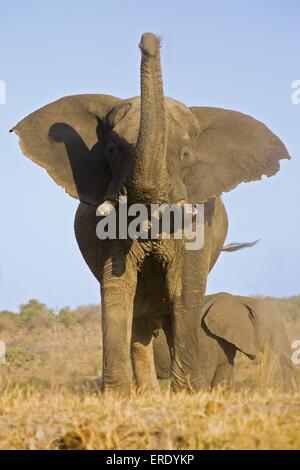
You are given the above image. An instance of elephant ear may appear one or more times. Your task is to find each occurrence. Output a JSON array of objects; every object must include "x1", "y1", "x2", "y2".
[
  {"x1": 11, "y1": 94, "x2": 122, "y2": 206},
  {"x1": 203, "y1": 293, "x2": 258, "y2": 357},
  {"x1": 188, "y1": 107, "x2": 290, "y2": 203},
  {"x1": 74, "y1": 202, "x2": 101, "y2": 282},
  {"x1": 245, "y1": 298, "x2": 292, "y2": 357}
]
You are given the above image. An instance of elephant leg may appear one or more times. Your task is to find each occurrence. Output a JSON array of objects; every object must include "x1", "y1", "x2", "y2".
[
  {"x1": 269, "y1": 353, "x2": 295, "y2": 392},
  {"x1": 153, "y1": 324, "x2": 172, "y2": 380},
  {"x1": 211, "y1": 363, "x2": 234, "y2": 389},
  {"x1": 166, "y1": 250, "x2": 210, "y2": 392},
  {"x1": 279, "y1": 355, "x2": 295, "y2": 391},
  {"x1": 100, "y1": 241, "x2": 138, "y2": 394},
  {"x1": 131, "y1": 318, "x2": 160, "y2": 393},
  {"x1": 211, "y1": 340, "x2": 236, "y2": 389}
]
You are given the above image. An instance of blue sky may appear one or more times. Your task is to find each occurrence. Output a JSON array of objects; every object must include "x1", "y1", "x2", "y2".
[{"x1": 0, "y1": 0, "x2": 299, "y2": 311}]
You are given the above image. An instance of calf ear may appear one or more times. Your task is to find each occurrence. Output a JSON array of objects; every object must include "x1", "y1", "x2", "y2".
[
  {"x1": 187, "y1": 107, "x2": 290, "y2": 203},
  {"x1": 203, "y1": 294, "x2": 258, "y2": 358},
  {"x1": 11, "y1": 94, "x2": 121, "y2": 206}
]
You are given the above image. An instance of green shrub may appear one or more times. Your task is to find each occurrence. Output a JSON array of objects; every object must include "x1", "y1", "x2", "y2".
[
  {"x1": 57, "y1": 307, "x2": 77, "y2": 327},
  {"x1": 25, "y1": 377, "x2": 50, "y2": 389},
  {"x1": 17, "y1": 299, "x2": 54, "y2": 328},
  {"x1": 276, "y1": 296, "x2": 300, "y2": 322},
  {"x1": 0, "y1": 311, "x2": 17, "y2": 332},
  {"x1": 6, "y1": 346, "x2": 45, "y2": 368}
]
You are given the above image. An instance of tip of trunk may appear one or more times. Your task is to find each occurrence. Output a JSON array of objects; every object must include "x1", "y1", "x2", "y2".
[{"x1": 139, "y1": 33, "x2": 161, "y2": 57}]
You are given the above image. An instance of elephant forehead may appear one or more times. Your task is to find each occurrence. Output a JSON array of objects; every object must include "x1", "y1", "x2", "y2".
[
  {"x1": 166, "y1": 98, "x2": 200, "y2": 137},
  {"x1": 114, "y1": 96, "x2": 199, "y2": 144}
]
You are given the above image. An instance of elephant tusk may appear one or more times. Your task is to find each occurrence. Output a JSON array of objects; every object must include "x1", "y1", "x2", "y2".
[
  {"x1": 141, "y1": 219, "x2": 152, "y2": 231},
  {"x1": 96, "y1": 200, "x2": 116, "y2": 217},
  {"x1": 176, "y1": 200, "x2": 198, "y2": 216},
  {"x1": 152, "y1": 204, "x2": 168, "y2": 221},
  {"x1": 185, "y1": 205, "x2": 198, "y2": 216}
]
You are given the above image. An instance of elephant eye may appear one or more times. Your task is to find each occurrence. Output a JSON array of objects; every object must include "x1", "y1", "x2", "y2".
[{"x1": 106, "y1": 143, "x2": 116, "y2": 155}]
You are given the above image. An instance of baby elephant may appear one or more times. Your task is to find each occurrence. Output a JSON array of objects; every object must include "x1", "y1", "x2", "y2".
[{"x1": 153, "y1": 292, "x2": 294, "y2": 390}]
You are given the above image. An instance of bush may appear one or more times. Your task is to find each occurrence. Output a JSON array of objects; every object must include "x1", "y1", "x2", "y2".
[
  {"x1": 6, "y1": 346, "x2": 45, "y2": 368},
  {"x1": 17, "y1": 299, "x2": 54, "y2": 329},
  {"x1": 73, "y1": 305, "x2": 101, "y2": 326},
  {"x1": 57, "y1": 307, "x2": 77, "y2": 328},
  {"x1": 0, "y1": 311, "x2": 17, "y2": 332},
  {"x1": 275, "y1": 296, "x2": 300, "y2": 322},
  {"x1": 25, "y1": 377, "x2": 50, "y2": 389}
]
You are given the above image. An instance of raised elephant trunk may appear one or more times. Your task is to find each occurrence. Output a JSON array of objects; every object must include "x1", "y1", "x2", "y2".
[{"x1": 129, "y1": 33, "x2": 170, "y2": 204}]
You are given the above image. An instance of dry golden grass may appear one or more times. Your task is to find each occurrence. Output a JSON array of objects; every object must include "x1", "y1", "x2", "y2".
[
  {"x1": 0, "y1": 386, "x2": 300, "y2": 450},
  {"x1": 0, "y1": 299, "x2": 300, "y2": 450}
]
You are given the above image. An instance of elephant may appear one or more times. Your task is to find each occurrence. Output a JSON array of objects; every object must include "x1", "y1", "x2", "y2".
[
  {"x1": 11, "y1": 33, "x2": 290, "y2": 393},
  {"x1": 153, "y1": 293, "x2": 294, "y2": 390}
]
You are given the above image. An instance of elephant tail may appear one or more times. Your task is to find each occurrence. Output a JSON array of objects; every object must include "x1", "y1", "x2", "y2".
[{"x1": 222, "y1": 239, "x2": 260, "y2": 252}]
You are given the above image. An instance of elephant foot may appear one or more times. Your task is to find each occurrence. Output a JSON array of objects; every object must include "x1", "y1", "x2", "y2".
[
  {"x1": 171, "y1": 382, "x2": 209, "y2": 394},
  {"x1": 101, "y1": 372, "x2": 134, "y2": 396},
  {"x1": 135, "y1": 380, "x2": 161, "y2": 395},
  {"x1": 101, "y1": 381, "x2": 133, "y2": 397}
]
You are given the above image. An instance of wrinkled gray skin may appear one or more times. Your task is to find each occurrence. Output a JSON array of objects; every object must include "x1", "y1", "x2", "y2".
[
  {"x1": 154, "y1": 293, "x2": 294, "y2": 390},
  {"x1": 13, "y1": 33, "x2": 290, "y2": 393}
]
